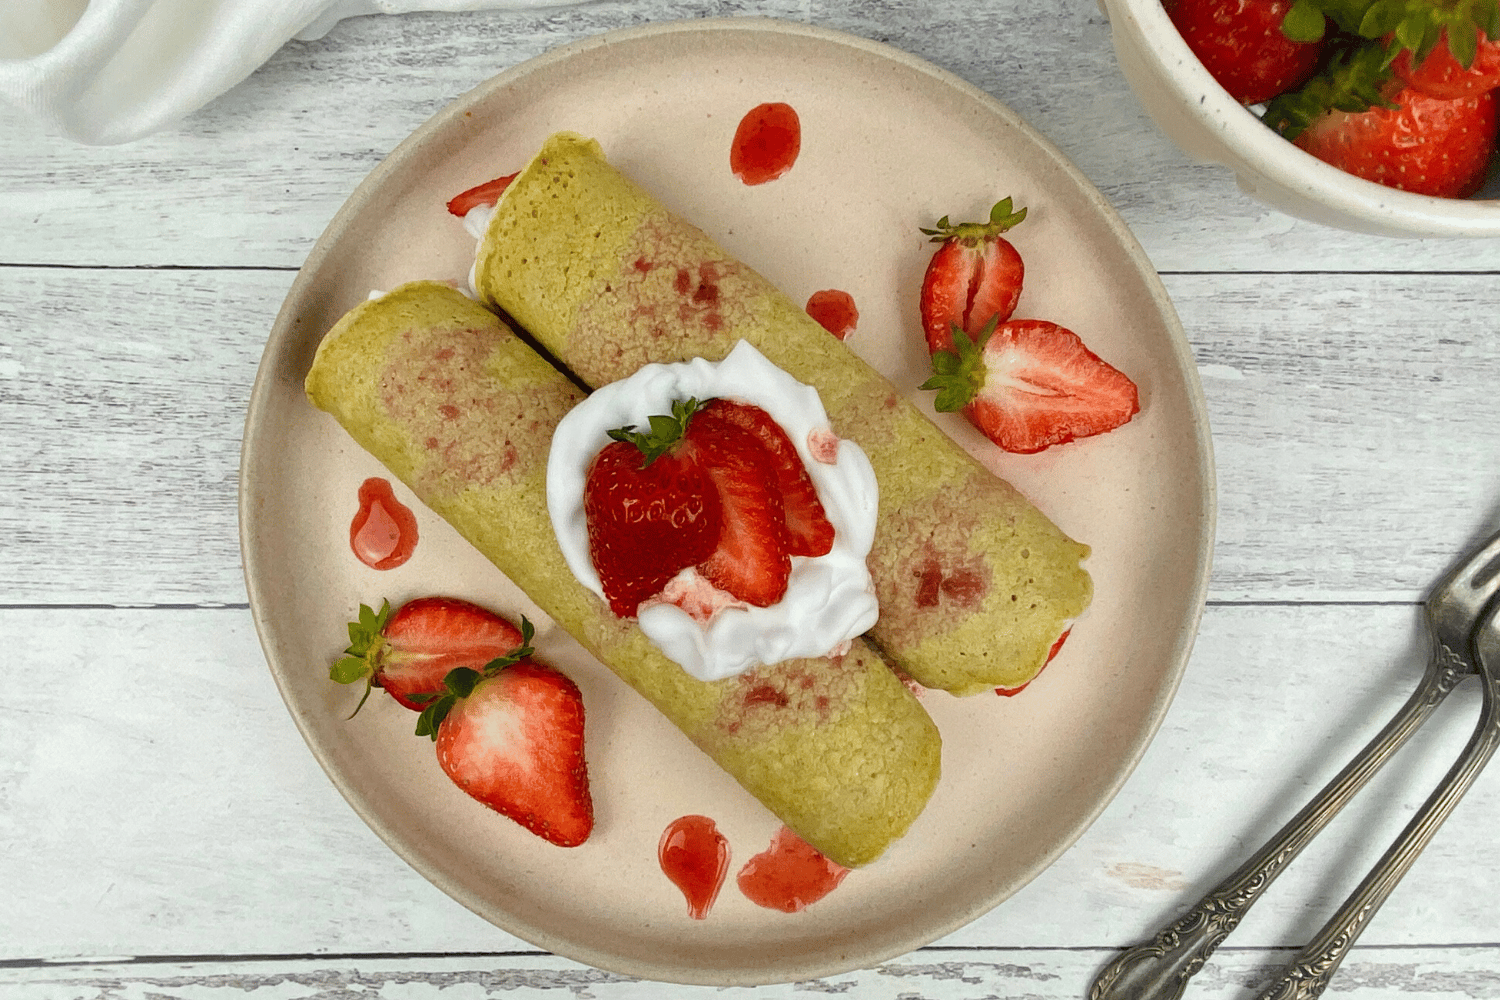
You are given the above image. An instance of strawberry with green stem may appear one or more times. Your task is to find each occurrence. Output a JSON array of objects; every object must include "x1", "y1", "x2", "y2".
[
  {"x1": 331, "y1": 597, "x2": 527, "y2": 716},
  {"x1": 412, "y1": 618, "x2": 595, "y2": 848},
  {"x1": 918, "y1": 198, "x2": 1027, "y2": 356},
  {"x1": 1266, "y1": 39, "x2": 1498, "y2": 197},
  {"x1": 1165, "y1": 0, "x2": 1328, "y2": 104},
  {"x1": 585, "y1": 398, "x2": 724, "y2": 618},
  {"x1": 921, "y1": 317, "x2": 1139, "y2": 455}
]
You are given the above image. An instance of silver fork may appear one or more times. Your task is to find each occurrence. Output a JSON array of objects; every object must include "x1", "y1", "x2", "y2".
[{"x1": 1090, "y1": 527, "x2": 1500, "y2": 1000}]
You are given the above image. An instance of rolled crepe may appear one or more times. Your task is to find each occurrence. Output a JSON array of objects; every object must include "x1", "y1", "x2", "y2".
[
  {"x1": 305, "y1": 280, "x2": 941, "y2": 867},
  {"x1": 474, "y1": 132, "x2": 1092, "y2": 696}
]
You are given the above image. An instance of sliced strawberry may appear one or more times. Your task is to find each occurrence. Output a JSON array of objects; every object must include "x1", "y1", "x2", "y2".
[
  {"x1": 446, "y1": 172, "x2": 519, "y2": 217},
  {"x1": 1164, "y1": 0, "x2": 1326, "y2": 105},
  {"x1": 1392, "y1": 27, "x2": 1500, "y2": 100},
  {"x1": 1293, "y1": 83, "x2": 1497, "y2": 198},
  {"x1": 695, "y1": 398, "x2": 834, "y2": 558},
  {"x1": 687, "y1": 418, "x2": 793, "y2": 607},
  {"x1": 416, "y1": 620, "x2": 593, "y2": 847},
  {"x1": 922, "y1": 318, "x2": 1139, "y2": 454},
  {"x1": 330, "y1": 597, "x2": 525, "y2": 714},
  {"x1": 918, "y1": 198, "x2": 1027, "y2": 355},
  {"x1": 585, "y1": 399, "x2": 723, "y2": 618}
]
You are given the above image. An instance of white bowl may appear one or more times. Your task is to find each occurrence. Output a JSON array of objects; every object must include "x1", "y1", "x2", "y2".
[{"x1": 1101, "y1": 0, "x2": 1500, "y2": 236}]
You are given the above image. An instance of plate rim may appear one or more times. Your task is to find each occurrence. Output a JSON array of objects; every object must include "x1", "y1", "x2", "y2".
[{"x1": 239, "y1": 14, "x2": 1217, "y2": 985}]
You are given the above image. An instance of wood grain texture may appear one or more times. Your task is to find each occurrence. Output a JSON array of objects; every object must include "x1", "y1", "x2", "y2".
[
  {"x1": 5, "y1": 948, "x2": 1500, "y2": 999},
  {"x1": 2, "y1": 1, "x2": 1499, "y2": 273},
  {"x1": 3, "y1": 606, "x2": 1495, "y2": 962},
  {"x1": 1, "y1": 267, "x2": 1495, "y2": 604},
  {"x1": 5, "y1": 1, "x2": 1500, "y2": 995}
]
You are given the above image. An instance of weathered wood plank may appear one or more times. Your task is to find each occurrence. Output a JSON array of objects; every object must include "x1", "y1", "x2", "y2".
[
  {"x1": 5, "y1": 946, "x2": 1500, "y2": 998},
  {"x1": 2, "y1": 267, "x2": 1496, "y2": 604},
  {"x1": 1, "y1": 1, "x2": 1497, "y2": 273},
  {"x1": 3, "y1": 605, "x2": 1496, "y2": 962}
]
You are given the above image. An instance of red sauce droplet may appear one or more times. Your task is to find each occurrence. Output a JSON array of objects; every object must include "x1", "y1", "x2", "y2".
[
  {"x1": 736, "y1": 826, "x2": 850, "y2": 913},
  {"x1": 731, "y1": 102, "x2": 801, "y2": 185},
  {"x1": 659, "y1": 815, "x2": 730, "y2": 920},
  {"x1": 805, "y1": 289, "x2": 858, "y2": 340},
  {"x1": 350, "y1": 477, "x2": 419, "y2": 570}
]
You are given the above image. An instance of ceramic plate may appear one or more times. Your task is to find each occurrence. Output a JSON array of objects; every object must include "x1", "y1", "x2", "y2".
[{"x1": 240, "y1": 17, "x2": 1214, "y2": 986}]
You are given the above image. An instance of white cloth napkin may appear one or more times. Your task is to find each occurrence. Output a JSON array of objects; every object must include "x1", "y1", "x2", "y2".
[{"x1": 1, "y1": 0, "x2": 580, "y2": 144}]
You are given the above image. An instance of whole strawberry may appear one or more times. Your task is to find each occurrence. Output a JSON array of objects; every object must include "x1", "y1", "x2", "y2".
[
  {"x1": 415, "y1": 618, "x2": 594, "y2": 847},
  {"x1": 918, "y1": 198, "x2": 1027, "y2": 356},
  {"x1": 1392, "y1": 27, "x2": 1500, "y2": 99},
  {"x1": 331, "y1": 597, "x2": 526, "y2": 715},
  {"x1": 1295, "y1": 83, "x2": 1498, "y2": 197},
  {"x1": 1165, "y1": 0, "x2": 1326, "y2": 104},
  {"x1": 584, "y1": 398, "x2": 723, "y2": 618},
  {"x1": 921, "y1": 318, "x2": 1139, "y2": 454}
]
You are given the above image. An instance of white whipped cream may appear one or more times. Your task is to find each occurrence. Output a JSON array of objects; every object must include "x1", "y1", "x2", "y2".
[
  {"x1": 464, "y1": 205, "x2": 495, "y2": 296},
  {"x1": 547, "y1": 340, "x2": 879, "y2": 682}
]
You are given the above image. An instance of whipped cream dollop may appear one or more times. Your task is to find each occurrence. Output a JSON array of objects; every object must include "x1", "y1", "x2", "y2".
[{"x1": 547, "y1": 341, "x2": 880, "y2": 682}]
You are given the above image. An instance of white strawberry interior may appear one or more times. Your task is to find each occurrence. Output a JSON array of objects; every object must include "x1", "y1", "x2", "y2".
[{"x1": 547, "y1": 340, "x2": 879, "y2": 682}]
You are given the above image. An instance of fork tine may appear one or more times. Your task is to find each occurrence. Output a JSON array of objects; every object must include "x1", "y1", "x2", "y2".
[{"x1": 1437, "y1": 527, "x2": 1500, "y2": 604}]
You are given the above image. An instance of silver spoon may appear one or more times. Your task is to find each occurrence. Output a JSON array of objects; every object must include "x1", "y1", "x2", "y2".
[
  {"x1": 1250, "y1": 585, "x2": 1500, "y2": 999},
  {"x1": 1090, "y1": 528, "x2": 1500, "y2": 1000}
]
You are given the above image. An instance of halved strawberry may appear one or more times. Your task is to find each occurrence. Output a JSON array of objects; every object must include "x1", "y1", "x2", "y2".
[
  {"x1": 585, "y1": 399, "x2": 723, "y2": 618},
  {"x1": 922, "y1": 318, "x2": 1139, "y2": 454},
  {"x1": 918, "y1": 198, "x2": 1027, "y2": 355},
  {"x1": 416, "y1": 620, "x2": 593, "y2": 847},
  {"x1": 330, "y1": 597, "x2": 526, "y2": 715},
  {"x1": 446, "y1": 172, "x2": 519, "y2": 217},
  {"x1": 687, "y1": 417, "x2": 793, "y2": 607},
  {"x1": 695, "y1": 398, "x2": 834, "y2": 558}
]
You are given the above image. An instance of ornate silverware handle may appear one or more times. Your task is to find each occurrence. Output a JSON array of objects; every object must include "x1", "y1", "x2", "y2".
[
  {"x1": 1090, "y1": 642, "x2": 1470, "y2": 1000},
  {"x1": 1254, "y1": 667, "x2": 1500, "y2": 1000}
]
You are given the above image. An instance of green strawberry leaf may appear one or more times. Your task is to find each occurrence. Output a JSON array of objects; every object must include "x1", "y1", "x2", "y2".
[
  {"x1": 1262, "y1": 39, "x2": 1395, "y2": 139},
  {"x1": 919, "y1": 319, "x2": 996, "y2": 413},
  {"x1": 329, "y1": 655, "x2": 368, "y2": 685},
  {"x1": 414, "y1": 696, "x2": 455, "y2": 740},
  {"x1": 1283, "y1": 0, "x2": 1329, "y2": 40},
  {"x1": 919, "y1": 198, "x2": 1027, "y2": 244},
  {"x1": 608, "y1": 397, "x2": 708, "y2": 465},
  {"x1": 409, "y1": 616, "x2": 537, "y2": 741}
]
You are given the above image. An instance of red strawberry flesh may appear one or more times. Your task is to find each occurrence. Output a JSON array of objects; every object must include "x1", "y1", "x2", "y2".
[
  {"x1": 969, "y1": 320, "x2": 1139, "y2": 454},
  {"x1": 332, "y1": 597, "x2": 526, "y2": 713},
  {"x1": 585, "y1": 441, "x2": 722, "y2": 618},
  {"x1": 688, "y1": 418, "x2": 793, "y2": 607},
  {"x1": 919, "y1": 199, "x2": 1027, "y2": 355},
  {"x1": 435, "y1": 659, "x2": 593, "y2": 847},
  {"x1": 695, "y1": 399, "x2": 834, "y2": 558},
  {"x1": 446, "y1": 172, "x2": 519, "y2": 217}
]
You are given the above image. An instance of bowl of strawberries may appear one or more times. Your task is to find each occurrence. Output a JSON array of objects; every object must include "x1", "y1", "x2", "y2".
[{"x1": 1101, "y1": 0, "x2": 1500, "y2": 236}]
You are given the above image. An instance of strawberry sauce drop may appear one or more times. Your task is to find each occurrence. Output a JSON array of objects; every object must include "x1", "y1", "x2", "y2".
[
  {"x1": 350, "y1": 477, "x2": 419, "y2": 570},
  {"x1": 736, "y1": 826, "x2": 850, "y2": 913},
  {"x1": 730, "y1": 102, "x2": 801, "y2": 185},
  {"x1": 805, "y1": 289, "x2": 858, "y2": 341},
  {"x1": 659, "y1": 815, "x2": 730, "y2": 920}
]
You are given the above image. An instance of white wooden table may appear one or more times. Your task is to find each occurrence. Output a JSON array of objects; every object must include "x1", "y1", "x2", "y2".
[{"x1": 5, "y1": 2, "x2": 1500, "y2": 997}]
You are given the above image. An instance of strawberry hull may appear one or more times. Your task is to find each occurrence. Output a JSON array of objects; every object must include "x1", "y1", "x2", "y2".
[
  {"x1": 473, "y1": 133, "x2": 1092, "y2": 696},
  {"x1": 304, "y1": 280, "x2": 940, "y2": 868}
]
